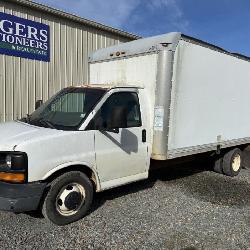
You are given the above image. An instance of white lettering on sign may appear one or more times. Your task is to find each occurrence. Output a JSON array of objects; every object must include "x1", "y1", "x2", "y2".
[
  {"x1": 15, "y1": 23, "x2": 26, "y2": 37},
  {"x1": 0, "y1": 12, "x2": 50, "y2": 61},
  {"x1": 0, "y1": 20, "x2": 13, "y2": 34},
  {"x1": 0, "y1": 20, "x2": 48, "y2": 42}
]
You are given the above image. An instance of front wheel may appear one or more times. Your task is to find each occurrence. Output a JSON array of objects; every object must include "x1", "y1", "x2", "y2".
[{"x1": 42, "y1": 171, "x2": 93, "y2": 225}]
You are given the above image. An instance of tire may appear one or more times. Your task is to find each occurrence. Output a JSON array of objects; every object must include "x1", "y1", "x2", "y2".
[
  {"x1": 242, "y1": 146, "x2": 250, "y2": 169},
  {"x1": 222, "y1": 148, "x2": 242, "y2": 177},
  {"x1": 213, "y1": 157, "x2": 223, "y2": 174},
  {"x1": 42, "y1": 171, "x2": 93, "y2": 226}
]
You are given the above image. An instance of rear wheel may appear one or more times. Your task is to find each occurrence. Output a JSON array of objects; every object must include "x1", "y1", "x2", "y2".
[
  {"x1": 242, "y1": 146, "x2": 250, "y2": 169},
  {"x1": 222, "y1": 148, "x2": 242, "y2": 177},
  {"x1": 213, "y1": 157, "x2": 223, "y2": 174},
  {"x1": 42, "y1": 171, "x2": 93, "y2": 225}
]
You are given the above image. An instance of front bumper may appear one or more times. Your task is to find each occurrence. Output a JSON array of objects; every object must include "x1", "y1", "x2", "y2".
[{"x1": 0, "y1": 181, "x2": 46, "y2": 212}]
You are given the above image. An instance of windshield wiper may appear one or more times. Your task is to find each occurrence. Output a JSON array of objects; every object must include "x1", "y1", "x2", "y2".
[
  {"x1": 39, "y1": 119, "x2": 56, "y2": 129},
  {"x1": 26, "y1": 114, "x2": 31, "y2": 123},
  {"x1": 19, "y1": 114, "x2": 31, "y2": 123},
  {"x1": 30, "y1": 118, "x2": 56, "y2": 129}
]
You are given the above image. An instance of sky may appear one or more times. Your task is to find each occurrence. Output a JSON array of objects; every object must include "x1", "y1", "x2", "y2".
[{"x1": 35, "y1": 0, "x2": 250, "y2": 56}]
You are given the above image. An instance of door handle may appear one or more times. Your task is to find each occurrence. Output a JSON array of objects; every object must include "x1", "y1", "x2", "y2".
[{"x1": 142, "y1": 129, "x2": 146, "y2": 143}]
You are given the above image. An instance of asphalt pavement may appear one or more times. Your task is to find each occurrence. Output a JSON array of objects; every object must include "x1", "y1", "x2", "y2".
[{"x1": 0, "y1": 160, "x2": 249, "y2": 250}]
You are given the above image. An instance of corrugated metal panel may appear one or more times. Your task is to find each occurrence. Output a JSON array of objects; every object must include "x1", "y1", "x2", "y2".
[{"x1": 0, "y1": 1, "x2": 134, "y2": 122}]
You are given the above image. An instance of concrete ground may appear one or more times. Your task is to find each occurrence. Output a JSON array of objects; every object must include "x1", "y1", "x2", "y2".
[{"x1": 0, "y1": 160, "x2": 249, "y2": 250}]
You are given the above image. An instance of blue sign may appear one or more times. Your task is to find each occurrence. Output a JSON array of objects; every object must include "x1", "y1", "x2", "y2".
[{"x1": 0, "y1": 12, "x2": 50, "y2": 62}]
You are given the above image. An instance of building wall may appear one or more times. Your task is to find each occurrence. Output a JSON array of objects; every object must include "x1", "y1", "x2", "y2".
[{"x1": 0, "y1": 1, "x2": 133, "y2": 122}]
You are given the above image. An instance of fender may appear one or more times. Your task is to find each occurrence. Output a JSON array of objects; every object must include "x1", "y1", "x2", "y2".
[{"x1": 41, "y1": 161, "x2": 101, "y2": 192}]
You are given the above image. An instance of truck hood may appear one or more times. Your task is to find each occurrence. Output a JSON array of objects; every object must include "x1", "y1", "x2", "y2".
[{"x1": 0, "y1": 121, "x2": 62, "y2": 151}]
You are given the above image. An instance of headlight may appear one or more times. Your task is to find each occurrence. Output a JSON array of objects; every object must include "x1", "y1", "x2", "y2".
[
  {"x1": 0, "y1": 152, "x2": 28, "y2": 183},
  {"x1": 5, "y1": 155, "x2": 12, "y2": 168}
]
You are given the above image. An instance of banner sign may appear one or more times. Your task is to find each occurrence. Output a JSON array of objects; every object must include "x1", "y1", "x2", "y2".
[{"x1": 0, "y1": 12, "x2": 50, "y2": 62}]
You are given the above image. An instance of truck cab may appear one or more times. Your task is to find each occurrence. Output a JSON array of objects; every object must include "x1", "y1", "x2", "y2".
[{"x1": 0, "y1": 85, "x2": 150, "y2": 225}]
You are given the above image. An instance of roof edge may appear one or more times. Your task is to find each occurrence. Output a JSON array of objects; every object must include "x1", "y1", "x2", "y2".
[
  {"x1": 89, "y1": 31, "x2": 250, "y2": 64},
  {"x1": 89, "y1": 32, "x2": 181, "y2": 62},
  {"x1": 3, "y1": 0, "x2": 140, "y2": 40},
  {"x1": 181, "y1": 34, "x2": 250, "y2": 62}
]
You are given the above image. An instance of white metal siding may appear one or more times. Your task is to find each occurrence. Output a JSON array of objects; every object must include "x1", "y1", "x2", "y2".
[
  {"x1": 0, "y1": 1, "x2": 131, "y2": 122},
  {"x1": 168, "y1": 40, "x2": 250, "y2": 150},
  {"x1": 90, "y1": 54, "x2": 157, "y2": 88},
  {"x1": 90, "y1": 53, "x2": 159, "y2": 144}
]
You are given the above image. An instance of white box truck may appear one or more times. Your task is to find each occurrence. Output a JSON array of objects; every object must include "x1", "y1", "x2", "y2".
[{"x1": 0, "y1": 32, "x2": 249, "y2": 225}]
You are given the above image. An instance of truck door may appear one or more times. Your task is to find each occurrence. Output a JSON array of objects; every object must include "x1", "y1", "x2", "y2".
[{"x1": 87, "y1": 91, "x2": 148, "y2": 186}]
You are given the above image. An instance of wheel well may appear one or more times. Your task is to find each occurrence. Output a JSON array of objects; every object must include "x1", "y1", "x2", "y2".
[
  {"x1": 239, "y1": 144, "x2": 250, "y2": 151},
  {"x1": 217, "y1": 144, "x2": 249, "y2": 155},
  {"x1": 44, "y1": 165, "x2": 98, "y2": 191}
]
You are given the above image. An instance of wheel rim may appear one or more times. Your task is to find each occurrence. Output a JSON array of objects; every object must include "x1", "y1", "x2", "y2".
[
  {"x1": 232, "y1": 154, "x2": 241, "y2": 172},
  {"x1": 56, "y1": 183, "x2": 86, "y2": 216}
]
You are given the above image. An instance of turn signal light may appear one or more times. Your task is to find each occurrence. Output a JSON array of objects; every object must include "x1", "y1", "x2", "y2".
[{"x1": 0, "y1": 172, "x2": 25, "y2": 183}]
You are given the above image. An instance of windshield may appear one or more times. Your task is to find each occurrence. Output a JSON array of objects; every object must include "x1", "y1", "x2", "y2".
[{"x1": 24, "y1": 87, "x2": 106, "y2": 130}]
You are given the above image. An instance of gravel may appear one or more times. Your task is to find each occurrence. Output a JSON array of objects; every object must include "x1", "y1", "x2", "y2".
[{"x1": 0, "y1": 161, "x2": 249, "y2": 250}]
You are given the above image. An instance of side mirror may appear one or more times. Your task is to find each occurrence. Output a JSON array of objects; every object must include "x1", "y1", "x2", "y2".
[
  {"x1": 110, "y1": 106, "x2": 127, "y2": 129},
  {"x1": 35, "y1": 100, "x2": 43, "y2": 110}
]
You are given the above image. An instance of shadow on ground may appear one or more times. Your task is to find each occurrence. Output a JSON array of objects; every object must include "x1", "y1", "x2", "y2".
[
  {"x1": 91, "y1": 158, "x2": 209, "y2": 213},
  {"x1": 93, "y1": 157, "x2": 250, "y2": 211},
  {"x1": 178, "y1": 169, "x2": 250, "y2": 208}
]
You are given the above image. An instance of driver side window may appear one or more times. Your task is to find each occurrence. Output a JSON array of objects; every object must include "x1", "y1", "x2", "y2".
[{"x1": 86, "y1": 92, "x2": 142, "y2": 130}]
